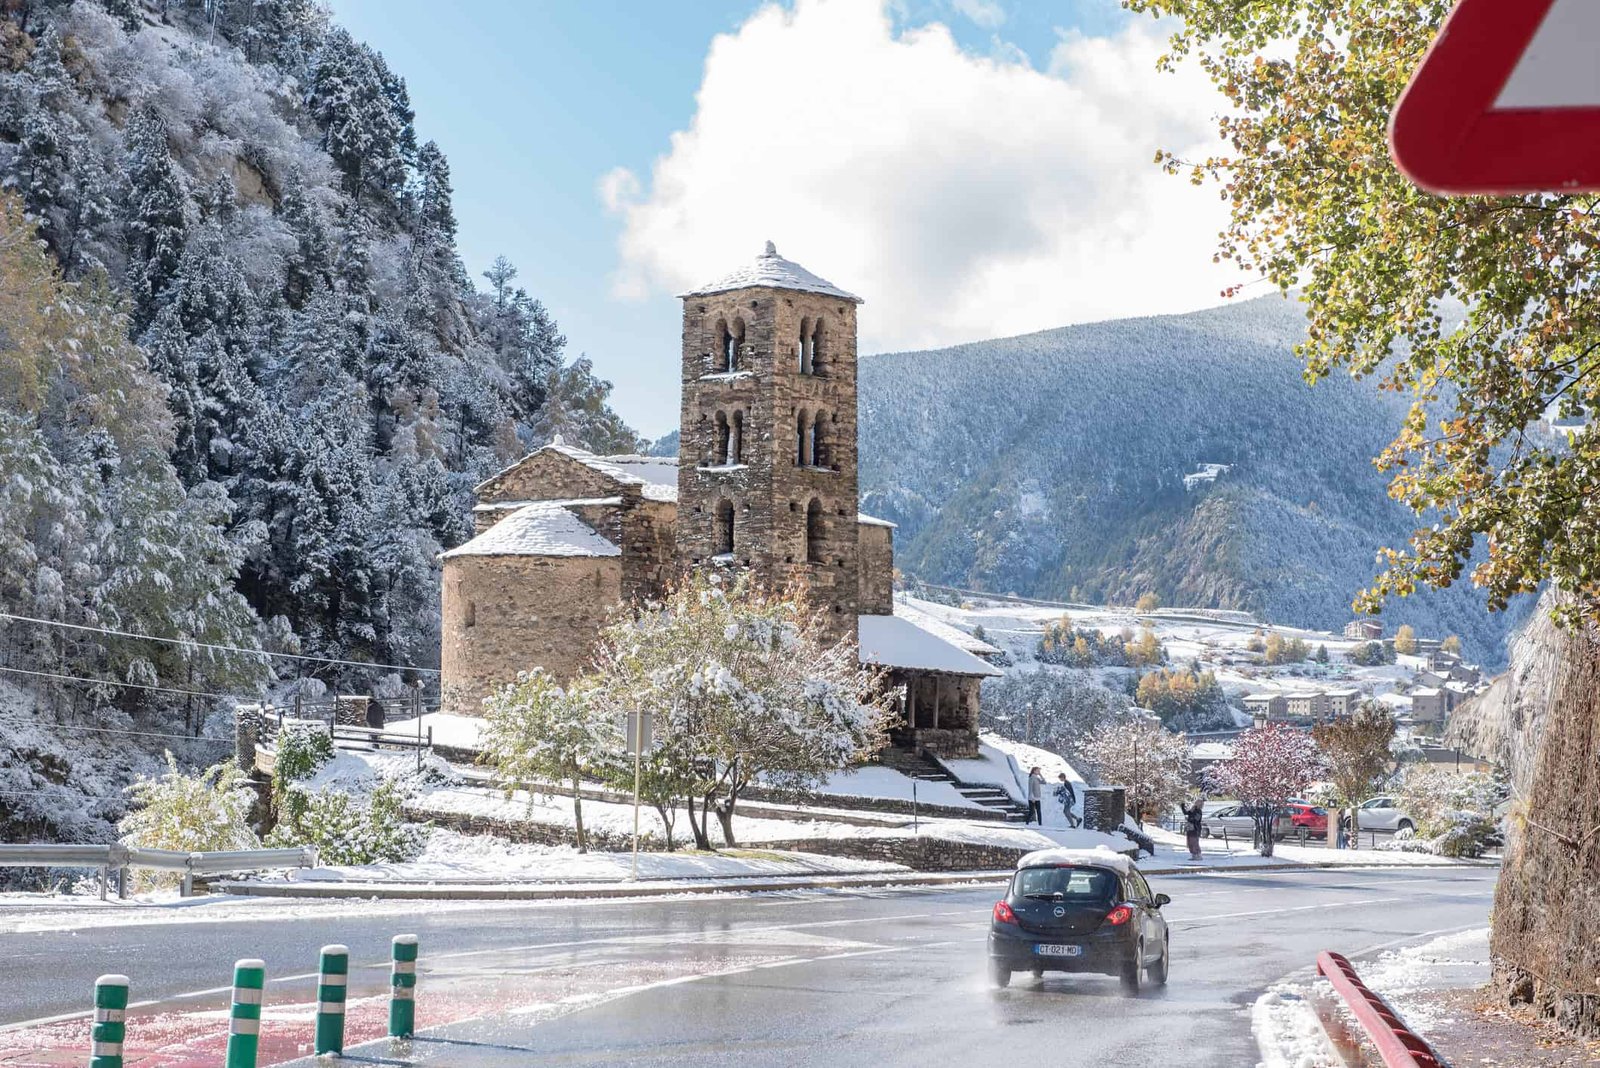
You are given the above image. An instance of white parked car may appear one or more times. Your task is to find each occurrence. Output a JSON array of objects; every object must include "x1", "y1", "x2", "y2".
[{"x1": 1357, "y1": 796, "x2": 1415, "y2": 833}]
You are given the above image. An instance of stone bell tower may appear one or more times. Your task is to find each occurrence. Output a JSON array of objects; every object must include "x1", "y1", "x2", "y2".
[{"x1": 674, "y1": 242, "x2": 864, "y2": 628}]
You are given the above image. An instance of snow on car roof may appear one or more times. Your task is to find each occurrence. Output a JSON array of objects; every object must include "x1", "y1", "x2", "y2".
[{"x1": 1015, "y1": 846, "x2": 1136, "y2": 876}]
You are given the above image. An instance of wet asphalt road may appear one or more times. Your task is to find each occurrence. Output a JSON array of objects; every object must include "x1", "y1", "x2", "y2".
[{"x1": 0, "y1": 866, "x2": 1497, "y2": 1066}]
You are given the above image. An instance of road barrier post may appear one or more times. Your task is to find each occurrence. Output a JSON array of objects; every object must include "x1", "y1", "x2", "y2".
[
  {"x1": 226, "y1": 958, "x2": 265, "y2": 1068},
  {"x1": 389, "y1": 934, "x2": 417, "y2": 1038},
  {"x1": 90, "y1": 974, "x2": 128, "y2": 1068},
  {"x1": 314, "y1": 944, "x2": 349, "y2": 1054}
]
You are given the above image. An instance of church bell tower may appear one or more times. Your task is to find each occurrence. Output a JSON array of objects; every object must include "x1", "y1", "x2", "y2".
[{"x1": 674, "y1": 242, "x2": 864, "y2": 627}]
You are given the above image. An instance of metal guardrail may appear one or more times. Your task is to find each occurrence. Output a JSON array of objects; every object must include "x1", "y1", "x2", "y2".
[
  {"x1": 1317, "y1": 950, "x2": 1443, "y2": 1068},
  {"x1": 0, "y1": 843, "x2": 317, "y2": 900}
]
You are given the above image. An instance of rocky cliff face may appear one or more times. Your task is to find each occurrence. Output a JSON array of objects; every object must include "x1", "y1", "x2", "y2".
[{"x1": 1445, "y1": 590, "x2": 1563, "y2": 796}]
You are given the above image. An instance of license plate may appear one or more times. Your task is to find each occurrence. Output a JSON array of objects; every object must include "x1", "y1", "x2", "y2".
[{"x1": 1033, "y1": 944, "x2": 1082, "y2": 957}]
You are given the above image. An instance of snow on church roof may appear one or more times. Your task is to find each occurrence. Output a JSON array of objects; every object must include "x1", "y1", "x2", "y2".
[
  {"x1": 680, "y1": 242, "x2": 864, "y2": 304},
  {"x1": 474, "y1": 439, "x2": 678, "y2": 503},
  {"x1": 891, "y1": 600, "x2": 1001, "y2": 657},
  {"x1": 858, "y1": 614, "x2": 1003, "y2": 677},
  {"x1": 441, "y1": 502, "x2": 620, "y2": 560}
]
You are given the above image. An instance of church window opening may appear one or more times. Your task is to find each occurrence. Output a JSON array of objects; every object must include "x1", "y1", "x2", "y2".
[
  {"x1": 812, "y1": 411, "x2": 828, "y2": 467},
  {"x1": 725, "y1": 317, "x2": 745, "y2": 372},
  {"x1": 806, "y1": 498, "x2": 825, "y2": 563},
  {"x1": 713, "y1": 318, "x2": 729, "y2": 372},
  {"x1": 811, "y1": 318, "x2": 825, "y2": 376},
  {"x1": 798, "y1": 316, "x2": 813, "y2": 374},
  {"x1": 731, "y1": 410, "x2": 745, "y2": 464},
  {"x1": 715, "y1": 498, "x2": 735, "y2": 556},
  {"x1": 714, "y1": 410, "x2": 730, "y2": 466},
  {"x1": 796, "y1": 408, "x2": 812, "y2": 466},
  {"x1": 464, "y1": 600, "x2": 476, "y2": 628}
]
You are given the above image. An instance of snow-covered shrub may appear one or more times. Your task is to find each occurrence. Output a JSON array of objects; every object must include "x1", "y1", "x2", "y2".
[
  {"x1": 120, "y1": 753, "x2": 259, "y2": 888},
  {"x1": 273, "y1": 722, "x2": 334, "y2": 788},
  {"x1": 267, "y1": 780, "x2": 421, "y2": 866}
]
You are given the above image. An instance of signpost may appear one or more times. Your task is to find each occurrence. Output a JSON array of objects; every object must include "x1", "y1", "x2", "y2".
[
  {"x1": 624, "y1": 708, "x2": 653, "y2": 880},
  {"x1": 1392, "y1": 0, "x2": 1600, "y2": 195}
]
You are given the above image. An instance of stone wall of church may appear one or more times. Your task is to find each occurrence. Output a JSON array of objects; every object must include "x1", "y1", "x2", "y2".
[
  {"x1": 858, "y1": 522, "x2": 894, "y2": 615},
  {"x1": 440, "y1": 553, "x2": 622, "y2": 712},
  {"x1": 475, "y1": 451, "x2": 621, "y2": 507},
  {"x1": 620, "y1": 499, "x2": 678, "y2": 605}
]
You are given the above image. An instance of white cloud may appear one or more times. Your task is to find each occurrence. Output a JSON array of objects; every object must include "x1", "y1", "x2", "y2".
[
  {"x1": 952, "y1": 0, "x2": 1006, "y2": 29},
  {"x1": 601, "y1": 0, "x2": 1237, "y2": 355}
]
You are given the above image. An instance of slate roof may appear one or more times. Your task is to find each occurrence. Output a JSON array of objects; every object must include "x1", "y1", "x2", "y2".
[{"x1": 680, "y1": 242, "x2": 864, "y2": 304}]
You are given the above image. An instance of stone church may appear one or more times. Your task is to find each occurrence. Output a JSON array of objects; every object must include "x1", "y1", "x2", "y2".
[{"x1": 438, "y1": 243, "x2": 999, "y2": 756}]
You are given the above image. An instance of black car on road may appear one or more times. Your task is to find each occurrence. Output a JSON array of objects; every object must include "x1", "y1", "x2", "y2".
[{"x1": 987, "y1": 848, "x2": 1170, "y2": 992}]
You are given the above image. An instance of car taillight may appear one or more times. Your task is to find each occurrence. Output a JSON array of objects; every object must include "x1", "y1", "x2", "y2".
[
  {"x1": 1105, "y1": 905, "x2": 1133, "y2": 926},
  {"x1": 993, "y1": 900, "x2": 1017, "y2": 925}
]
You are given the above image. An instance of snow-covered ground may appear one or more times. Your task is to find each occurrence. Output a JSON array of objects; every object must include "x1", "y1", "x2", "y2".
[
  {"x1": 1143, "y1": 825, "x2": 1485, "y2": 870},
  {"x1": 290, "y1": 830, "x2": 905, "y2": 884}
]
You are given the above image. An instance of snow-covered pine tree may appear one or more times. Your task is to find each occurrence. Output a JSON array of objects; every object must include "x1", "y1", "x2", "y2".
[{"x1": 123, "y1": 102, "x2": 187, "y2": 331}]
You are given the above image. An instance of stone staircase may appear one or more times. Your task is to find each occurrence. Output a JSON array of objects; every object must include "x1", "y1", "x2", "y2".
[{"x1": 879, "y1": 749, "x2": 1029, "y2": 823}]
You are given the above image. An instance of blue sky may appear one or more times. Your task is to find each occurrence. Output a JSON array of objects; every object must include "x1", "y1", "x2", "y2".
[{"x1": 324, "y1": 1, "x2": 1227, "y2": 440}]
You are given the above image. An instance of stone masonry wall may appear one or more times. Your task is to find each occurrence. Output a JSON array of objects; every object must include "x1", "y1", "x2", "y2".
[
  {"x1": 440, "y1": 554, "x2": 623, "y2": 711},
  {"x1": 858, "y1": 521, "x2": 894, "y2": 615},
  {"x1": 476, "y1": 450, "x2": 621, "y2": 510},
  {"x1": 620, "y1": 498, "x2": 678, "y2": 605}
]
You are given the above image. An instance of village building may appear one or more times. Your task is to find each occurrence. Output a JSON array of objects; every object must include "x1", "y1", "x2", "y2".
[
  {"x1": 1284, "y1": 691, "x2": 1330, "y2": 722},
  {"x1": 1322, "y1": 687, "x2": 1362, "y2": 718},
  {"x1": 438, "y1": 244, "x2": 1000, "y2": 756},
  {"x1": 1242, "y1": 693, "x2": 1287, "y2": 724},
  {"x1": 1343, "y1": 619, "x2": 1384, "y2": 640}
]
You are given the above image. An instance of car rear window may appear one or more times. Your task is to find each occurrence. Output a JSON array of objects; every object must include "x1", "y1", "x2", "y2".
[{"x1": 1013, "y1": 866, "x2": 1118, "y2": 900}]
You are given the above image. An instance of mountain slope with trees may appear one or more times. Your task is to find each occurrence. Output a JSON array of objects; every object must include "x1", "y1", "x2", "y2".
[
  {"x1": 858, "y1": 294, "x2": 1528, "y2": 664},
  {"x1": 0, "y1": 1, "x2": 636, "y2": 846}
]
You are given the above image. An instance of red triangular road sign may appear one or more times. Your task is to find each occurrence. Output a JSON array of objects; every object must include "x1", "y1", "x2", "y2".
[{"x1": 1391, "y1": 0, "x2": 1600, "y2": 195}]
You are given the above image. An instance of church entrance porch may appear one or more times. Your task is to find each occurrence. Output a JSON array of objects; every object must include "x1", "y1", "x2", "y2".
[{"x1": 884, "y1": 668, "x2": 982, "y2": 759}]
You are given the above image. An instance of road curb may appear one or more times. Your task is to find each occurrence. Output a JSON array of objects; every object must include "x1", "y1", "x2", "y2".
[
  {"x1": 212, "y1": 869, "x2": 1014, "y2": 901},
  {"x1": 208, "y1": 857, "x2": 1494, "y2": 901}
]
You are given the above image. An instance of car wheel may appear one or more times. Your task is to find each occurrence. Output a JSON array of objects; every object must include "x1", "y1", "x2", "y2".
[
  {"x1": 1147, "y1": 935, "x2": 1169, "y2": 986},
  {"x1": 1121, "y1": 941, "x2": 1143, "y2": 994},
  {"x1": 989, "y1": 960, "x2": 1011, "y2": 989},
  {"x1": 1397, "y1": 820, "x2": 1414, "y2": 833}
]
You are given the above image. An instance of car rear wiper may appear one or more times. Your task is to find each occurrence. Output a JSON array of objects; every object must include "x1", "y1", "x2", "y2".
[{"x1": 1022, "y1": 893, "x2": 1063, "y2": 901}]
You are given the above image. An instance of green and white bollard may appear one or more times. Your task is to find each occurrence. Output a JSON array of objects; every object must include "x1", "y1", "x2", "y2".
[
  {"x1": 314, "y1": 944, "x2": 348, "y2": 1055},
  {"x1": 226, "y1": 958, "x2": 265, "y2": 1068},
  {"x1": 389, "y1": 934, "x2": 417, "y2": 1038},
  {"x1": 89, "y1": 974, "x2": 128, "y2": 1068}
]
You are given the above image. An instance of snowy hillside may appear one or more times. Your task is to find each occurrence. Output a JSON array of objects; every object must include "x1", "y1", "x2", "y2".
[{"x1": 858, "y1": 295, "x2": 1532, "y2": 666}]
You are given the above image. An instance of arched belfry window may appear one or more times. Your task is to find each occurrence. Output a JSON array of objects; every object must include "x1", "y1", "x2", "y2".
[
  {"x1": 725, "y1": 317, "x2": 745, "y2": 372},
  {"x1": 713, "y1": 318, "x2": 729, "y2": 372},
  {"x1": 806, "y1": 498, "x2": 825, "y2": 563},
  {"x1": 730, "y1": 410, "x2": 745, "y2": 464},
  {"x1": 812, "y1": 411, "x2": 828, "y2": 468},
  {"x1": 715, "y1": 498, "x2": 735, "y2": 556},
  {"x1": 796, "y1": 408, "x2": 812, "y2": 466},
  {"x1": 810, "y1": 318, "x2": 825, "y2": 376},
  {"x1": 798, "y1": 316, "x2": 813, "y2": 374},
  {"x1": 713, "y1": 410, "x2": 730, "y2": 466}
]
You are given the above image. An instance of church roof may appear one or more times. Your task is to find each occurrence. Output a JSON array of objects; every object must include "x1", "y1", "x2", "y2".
[
  {"x1": 441, "y1": 502, "x2": 620, "y2": 560},
  {"x1": 680, "y1": 242, "x2": 864, "y2": 304},
  {"x1": 891, "y1": 601, "x2": 1001, "y2": 657},
  {"x1": 858, "y1": 614, "x2": 1003, "y2": 677},
  {"x1": 474, "y1": 439, "x2": 679, "y2": 503}
]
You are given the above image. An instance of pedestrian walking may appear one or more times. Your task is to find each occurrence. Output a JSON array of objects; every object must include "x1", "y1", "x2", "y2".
[
  {"x1": 366, "y1": 696, "x2": 386, "y2": 731},
  {"x1": 1054, "y1": 773, "x2": 1079, "y2": 828},
  {"x1": 1026, "y1": 766, "x2": 1044, "y2": 825},
  {"x1": 1184, "y1": 796, "x2": 1205, "y2": 861}
]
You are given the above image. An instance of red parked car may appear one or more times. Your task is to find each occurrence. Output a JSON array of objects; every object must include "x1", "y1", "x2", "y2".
[{"x1": 1286, "y1": 803, "x2": 1329, "y2": 838}]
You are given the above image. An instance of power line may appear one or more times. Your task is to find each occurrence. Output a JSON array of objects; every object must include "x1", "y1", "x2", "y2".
[
  {"x1": 0, "y1": 664, "x2": 229, "y2": 701},
  {"x1": 0, "y1": 612, "x2": 440, "y2": 675}
]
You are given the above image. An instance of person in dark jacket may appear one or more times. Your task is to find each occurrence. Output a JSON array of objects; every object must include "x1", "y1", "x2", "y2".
[
  {"x1": 1184, "y1": 796, "x2": 1205, "y2": 861},
  {"x1": 365, "y1": 697, "x2": 386, "y2": 731},
  {"x1": 1054, "y1": 773, "x2": 1080, "y2": 828},
  {"x1": 1335, "y1": 807, "x2": 1350, "y2": 849}
]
